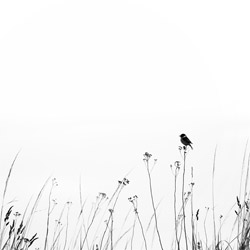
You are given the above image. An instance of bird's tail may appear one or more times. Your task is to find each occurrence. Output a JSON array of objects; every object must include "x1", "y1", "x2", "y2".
[{"x1": 189, "y1": 144, "x2": 193, "y2": 150}]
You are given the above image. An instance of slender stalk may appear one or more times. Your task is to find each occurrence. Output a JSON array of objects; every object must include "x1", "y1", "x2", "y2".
[
  {"x1": 129, "y1": 196, "x2": 148, "y2": 250},
  {"x1": 212, "y1": 146, "x2": 217, "y2": 248},
  {"x1": 44, "y1": 188, "x2": 52, "y2": 250},
  {"x1": 99, "y1": 179, "x2": 128, "y2": 249},
  {"x1": 204, "y1": 207, "x2": 209, "y2": 250},
  {"x1": 24, "y1": 177, "x2": 51, "y2": 239},
  {"x1": 44, "y1": 179, "x2": 57, "y2": 250},
  {"x1": 110, "y1": 210, "x2": 114, "y2": 250},
  {"x1": 190, "y1": 167, "x2": 195, "y2": 250},
  {"x1": 0, "y1": 151, "x2": 20, "y2": 249},
  {"x1": 130, "y1": 214, "x2": 136, "y2": 250},
  {"x1": 136, "y1": 212, "x2": 148, "y2": 250},
  {"x1": 173, "y1": 163, "x2": 180, "y2": 250},
  {"x1": 80, "y1": 195, "x2": 105, "y2": 250},
  {"x1": 239, "y1": 140, "x2": 248, "y2": 201},
  {"x1": 113, "y1": 227, "x2": 132, "y2": 249},
  {"x1": 99, "y1": 214, "x2": 111, "y2": 250},
  {"x1": 237, "y1": 141, "x2": 248, "y2": 249},
  {"x1": 144, "y1": 155, "x2": 164, "y2": 250},
  {"x1": 182, "y1": 151, "x2": 188, "y2": 250},
  {"x1": 49, "y1": 227, "x2": 64, "y2": 250},
  {"x1": 93, "y1": 185, "x2": 120, "y2": 242},
  {"x1": 63, "y1": 202, "x2": 71, "y2": 250}
]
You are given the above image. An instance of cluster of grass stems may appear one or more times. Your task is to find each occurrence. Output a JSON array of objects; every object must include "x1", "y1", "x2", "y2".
[{"x1": 1, "y1": 144, "x2": 250, "y2": 250}]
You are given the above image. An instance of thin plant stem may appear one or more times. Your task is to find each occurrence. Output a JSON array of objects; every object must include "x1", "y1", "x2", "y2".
[
  {"x1": 99, "y1": 214, "x2": 111, "y2": 250},
  {"x1": 182, "y1": 150, "x2": 188, "y2": 250},
  {"x1": 237, "y1": 140, "x2": 249, "y2": 249},
  {"x1": 136, "y1": 212, "x2": 148, "y2": 250},
  {"x1": 110, "y1": 210, "x2": 114, "y2": 250},
  {"x1": 44, "y1": 185, "x2": 52, "y2": 250},
  {"x1": 173, "y1": 163, "x2": 181, "y2": 250},
  {"x1": 190, "y1": 167, "x2": 195, "y2": 250},
  {"x1": 44, "y1": 178, "x2": 57, "y2": 250},
  {"x1": 212, "y1": 146, "x2": 217, "y2": 248},
  {"x1": 204, "y1": 207, "x2": 209, "y2": 250},
  {"x1": 0, "y1": 151, "x2": 20, "y2": 249},
  {"x1": 129, "y1": 196, "x2": 148, "y2": 250},
  {"x1": 113, "y1": 227, "x2": 132, "y2": 249},
  {"x1": 99, "y1": 179, "x2": 128, "y2": 250},
  {"x1": 63, "y1": 202, "x2": 71, "y2": 250},
  {"x1": 144, "y1": 156, "x2": 164, "y2": 250},
  {"x1": 80, "y1": 195, "x2": 106, "y2": 250},
  {"x1": 130, "y1": 214, "x2": 136, "y2": 250},
  {"x1": 239, "y1": 140, "x2": 248, "y2": 201}
]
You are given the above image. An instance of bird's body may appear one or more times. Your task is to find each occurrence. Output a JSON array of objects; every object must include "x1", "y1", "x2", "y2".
[{"x1": 180, "y1": 134, "x2": 193, "y2": 149}]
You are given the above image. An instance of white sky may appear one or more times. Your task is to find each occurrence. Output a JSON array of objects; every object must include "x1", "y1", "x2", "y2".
[{"x1": 0, "y1": 1, "x2": 250, "y2": 249}]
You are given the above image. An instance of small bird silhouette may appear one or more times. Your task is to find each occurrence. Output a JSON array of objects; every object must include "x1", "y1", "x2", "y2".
[{"x1": 180, "y1": 134, "x2": 193, "y2": 149}]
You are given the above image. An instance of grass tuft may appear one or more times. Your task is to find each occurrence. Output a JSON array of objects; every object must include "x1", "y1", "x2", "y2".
[{"x1": 1, "y1": 143, "x2": 250, "y2": 249}]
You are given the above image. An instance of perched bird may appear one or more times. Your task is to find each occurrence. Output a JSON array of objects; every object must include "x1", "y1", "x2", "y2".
[{"x1": 180, "y1": 134, "x2": 193, "y2": 149}]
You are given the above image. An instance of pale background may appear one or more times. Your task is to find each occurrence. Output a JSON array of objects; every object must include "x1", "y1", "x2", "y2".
[{"x1": 0, "y1": 1, "x2": 250, "y2": 249}]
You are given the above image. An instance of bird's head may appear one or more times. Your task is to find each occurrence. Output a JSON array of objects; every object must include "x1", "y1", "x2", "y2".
[{"x1": 180, "y1": 134, "x2": 186, "y2": 138}]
